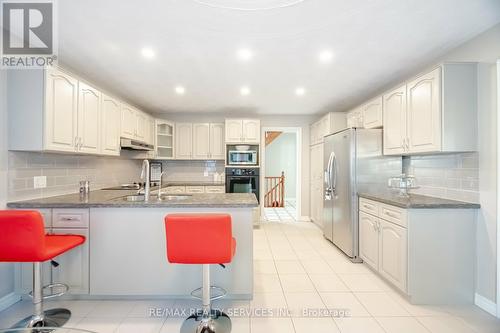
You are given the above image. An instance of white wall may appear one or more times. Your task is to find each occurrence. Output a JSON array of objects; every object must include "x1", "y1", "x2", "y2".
[
  {"x1": 153, "y1": 113, "x2": 315, "y2": 218},
  {"x1": 0, "y1": 69, "x2": 16, "y2": 299},
  {"x1": 265, "y1": 132, "x2": 297, "y2": 199},
  {"x1": 436, "y1": 23, "x2": 500, "y2": 306}
]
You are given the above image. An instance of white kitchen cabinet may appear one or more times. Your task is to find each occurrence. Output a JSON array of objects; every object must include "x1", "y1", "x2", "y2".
[
  {"x1": 100, "y1": 94, "x2": 121, "y2": 156},
  {"x1": 359, "y1": 211, "x2": 380, "y2": 270},
  {"x1": 155, "y1": 120, "x2": 174, "y2": 159},
  {"x1": 309, "y1": 143, "x2": 324, "y2": 225},
  {"x1": 209, "y1": 123, "x2": 225, "y2": 159},
  {"x1": 186, "y1": 186, "x2": 205, "y2": 194},
  {"x1": 164, "y1": 186, "x2": 186, "y2": 194},
  {"x1": 147, "y1": 117, "x2": 156, "y2": 146},
  {"x1": 44, "y1": 68, "x2": 80, "y2": 152},
  {"x1": 406, "y1": 67, "x2": 441, "y2": 153},
  {"x1": 378, "y1": 219, "x2": 407, "y2": 292},
  {"x1": 120, "y1": 104, "x2": 136, "y2": 139},
  {"x1": 346, "y1": 108, "x2": 363, "y2": 128},
  {"x1": 193, "y1": 123, "x2": 210, "y2": 159},
  {"x1": 359, "y1": 197, "x2": 476, "y2": 303},
  {"x1": 77, "y1": 82, "x2": 101, "y2": 154},
  {"x1": 51, "y1": 228, "x2": 89, "y2": 294},
  {"x1": 362, "y1": 97, "x2": 383, "y2": 128},
  {"x1": 205, "y1": 186, "x2": 225, "y2": 193},
  {"x1": 225, "y1": 119, "x2": 260, "y2": 143},
  {"x1": 135, "y1": 111, "x2": 147, "y2": 141},
  {"x1": 175, "y1": 123, "x2": 193, "y2": 159},
  {"x1": 383, "y1": 85, "x2": 407, "y2": 155},
  {"x1": 383, "y1": 63, "x2": 477, "y2": 155}
]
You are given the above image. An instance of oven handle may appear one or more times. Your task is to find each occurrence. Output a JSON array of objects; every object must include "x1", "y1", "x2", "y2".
[{"x1": 228, "y1": 177, "x2": 254, "y2": 181}]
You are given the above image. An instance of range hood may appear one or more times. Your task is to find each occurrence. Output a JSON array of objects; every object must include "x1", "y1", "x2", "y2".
[{"x1": 120, "y1": 138, "x2": 154, "y2": 151}]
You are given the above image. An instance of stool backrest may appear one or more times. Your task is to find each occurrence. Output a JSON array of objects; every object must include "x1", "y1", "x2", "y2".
[
  {"x1": 165, "y1": 214, "x2": 233, "y2": 264},
  {"x1": 0, "y1": 210, "x2": 46, "y2": 262}
]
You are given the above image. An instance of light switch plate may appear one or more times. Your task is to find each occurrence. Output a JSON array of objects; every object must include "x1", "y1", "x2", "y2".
[{"x1": 34, "y1": 176, "x2": 47, "y2": 189}]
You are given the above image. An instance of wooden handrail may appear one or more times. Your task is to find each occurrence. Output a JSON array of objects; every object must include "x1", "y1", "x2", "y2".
[{"x1": 264, "y1": 171, "x2": 285, "y2": 207}]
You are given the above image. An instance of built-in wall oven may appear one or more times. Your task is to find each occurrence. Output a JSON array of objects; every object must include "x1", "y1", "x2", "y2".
[{"x1": 226, "y1": 168, "x2": 260, "y2": 202}]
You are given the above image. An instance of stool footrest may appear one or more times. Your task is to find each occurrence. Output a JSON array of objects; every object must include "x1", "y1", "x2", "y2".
[
  {"x1": 190, "y1": 286, "x2": 227, "y2": 301},
  {"x1": 28, "y1": 283, "x2": 68, "y2": 300}
]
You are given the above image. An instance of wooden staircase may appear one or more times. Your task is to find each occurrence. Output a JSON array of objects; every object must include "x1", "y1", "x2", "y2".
[
  {"x1": 265, "y1": 131, "x2": 283, "y2": 146},
  {"x1": 264, "y1": 171, "x2": 285, "y2": 207}
]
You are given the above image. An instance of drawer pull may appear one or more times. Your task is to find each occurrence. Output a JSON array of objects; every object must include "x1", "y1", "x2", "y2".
[
  {"x1": 61, "y1": 217, "x2": 78, "y2": 221},
  {"x1": 384, "y1": 211, "x2": 398, "y2": 218}
]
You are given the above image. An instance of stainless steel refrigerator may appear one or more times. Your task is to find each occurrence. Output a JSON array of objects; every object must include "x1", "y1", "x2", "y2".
[{"x1": 323, "y1": 128, "x2": 402, "y2": 261}]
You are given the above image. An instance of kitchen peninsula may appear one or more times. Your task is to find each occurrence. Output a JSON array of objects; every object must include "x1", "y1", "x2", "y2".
[{"x1": 7, "y1": 191, "x2": 258, "y2": 299}]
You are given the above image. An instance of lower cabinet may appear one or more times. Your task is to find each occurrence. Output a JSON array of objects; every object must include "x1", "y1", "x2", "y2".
[
  {"x1": 359, "y1": 212, "x2": 380, "y2": 270},
  {"x1": 16, "y1": 209, "x2": 89, "y2": 295},
  {"x1": 359, "y1": 197, "x2": 475, "y2": 304},
  {"x1": 378, "y1": 220, "x2": 407, "y2": 292}
]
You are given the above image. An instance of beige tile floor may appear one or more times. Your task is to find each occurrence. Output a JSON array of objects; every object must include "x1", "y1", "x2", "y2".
[{"x1": 0, "y1": 221, "x2": 499, "y2": 333}]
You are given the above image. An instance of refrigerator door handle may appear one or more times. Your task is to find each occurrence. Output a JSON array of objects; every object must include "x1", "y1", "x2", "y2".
[{"x1": 331, "y1": 151, "x2": 338, "y2": 194}]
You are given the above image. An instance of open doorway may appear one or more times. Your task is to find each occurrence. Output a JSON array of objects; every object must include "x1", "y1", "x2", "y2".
[{"x1": 261, "y1": 127, "x2": 301, "y2": 222}]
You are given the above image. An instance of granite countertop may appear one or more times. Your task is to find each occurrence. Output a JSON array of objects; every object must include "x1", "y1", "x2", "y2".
[
  {"x1": 358, "y1": 192, "x2": 480, "y2": 209},
  {"x1": 7, "y1": 190, "x2": 258, "y2": 209}
]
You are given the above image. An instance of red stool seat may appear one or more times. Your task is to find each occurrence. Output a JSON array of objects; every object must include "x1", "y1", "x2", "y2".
[
  {"x1": 165, "y1": 213, "x2": 236, "y2": 264},
  {"x1": 0, "y1": 210, "x2": 85, "y2": 262}
]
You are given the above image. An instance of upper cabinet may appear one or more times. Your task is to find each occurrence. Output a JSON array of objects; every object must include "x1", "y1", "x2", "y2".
[
  {"x1": 8, "y1": 67, "x2": 156, "y2": 156},
  {"x1": 346, "y1": 108, "x2": 364, "y2": 128},
  {"x1": 362, "y1": 97, "x2": 383, "y2": 129},
  {"x1": 177, "y1": 123, "x2": 225, "y2": 160},
  {"x1": 100, "y1": 94, "x2": 121, "y2": 156},
  {"x1": 310, "y1": 112, "x2": 347, "y2": 146},
  {"x1": 383, "y1": 63, "x2": 477, "y2": 155},
  {"x1": 77, "y1": 82, "x2": 101, "y2": 154},
  {"x1": 44, "y1": 68, "x2": 79, "y2": 152},
  {"x1": 225, "y1": 119, "x2": 260, "y2": 143},
  {"x1": 155, "y1": 120, "x2": 174, "y2": 159}
]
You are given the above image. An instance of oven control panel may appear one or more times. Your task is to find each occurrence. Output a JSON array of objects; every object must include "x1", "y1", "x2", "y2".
[{"x1": 226, "y1": 168, "x2": 259, "y2": 176}]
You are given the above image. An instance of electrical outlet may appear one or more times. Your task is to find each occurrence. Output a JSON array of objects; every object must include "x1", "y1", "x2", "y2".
[{"x1": 33, "y1": 176, "x2": 47, "y2": 189}]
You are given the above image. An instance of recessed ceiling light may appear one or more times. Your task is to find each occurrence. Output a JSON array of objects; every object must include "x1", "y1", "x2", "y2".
[
  {"x1": 318, "y1": 50, "x2": 334, "y2": 63},
  {"x1": 240, "y1": 86, "x2": 251, "y2": 96},
  {"x1": 295, "y1": 87, "x2": 306, "y2": 96},
  {"x1": 141, "y1": 47, "x2": 155, "y2": 59},
  {"x1": 175, "y1": 86, "x2": 185, "y2": 95},
  {"x1": 237, "y1": 48, "x2": 253, "y2": 61}
]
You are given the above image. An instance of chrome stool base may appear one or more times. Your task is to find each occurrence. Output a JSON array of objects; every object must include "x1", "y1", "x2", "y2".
[
  {"x1": 180, "y1": 309, "x2": 231, "y2": 333},
  {"x1": 10, "y1": 308, "x2": 71, "y2": 331}
]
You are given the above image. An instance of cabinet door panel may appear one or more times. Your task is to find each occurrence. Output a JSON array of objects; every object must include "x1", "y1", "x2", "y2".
[
  {"x1": 78, "y1": 82, "x2": 101, "y2": 154},
  {"x1": 210, "y1": 123, "x2": 225, "y2": 160},
  {"x1": 359, "y1": 212, "x2": 379, "y2": 270},
  {"x1": 192, "y1": 123, "x2": 210, "y2": 159},
  {"x1": 44, "y1": 69, "x2": 78, "y2": 152},
  {"x1": 383, "y1": 85, "x2": 407, "y2": 155},
  {"x1": 242, "y1": 120, "x2": 260, "y2": 143},
  {"x1": 52, "y1": 228, "x2": 89, "y2": 294},
  {"x1": 363, "y1": 97, "x2": 383, "y2": 129},
  {"x1": 101, "y1": 95, "x2": 121, "y2": 156},
  {"x1": 379, "y1": 219, "x2": 407, "y2": 292},
  {"x1": 407, "y1": 68, "x2": 441, "y2": 153},
  {"x1": 121, "y1": 105, "x2": 135, "y2": 139},
  {"x1": 225, "y1": 119, "x2": 243, "y2": 142},
  {"x1": 135, "y1": 112, "x2": 146, "y2": 141},
  {"x1": 175, "y1": 123, "x2": 193, "y2": 159}
]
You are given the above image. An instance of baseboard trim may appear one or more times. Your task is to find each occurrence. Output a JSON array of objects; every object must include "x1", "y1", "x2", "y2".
[
  {"x1": 474, "y1": 293, "x2": 497, "y2": 317},
  {"x1": 0, "y1": 292, "x2": 21, "y2": 312}
]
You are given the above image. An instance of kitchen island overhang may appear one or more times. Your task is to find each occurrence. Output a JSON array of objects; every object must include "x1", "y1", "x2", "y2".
[{"x1": 7, "y1": 192, "x2": 258, "y2": 300}]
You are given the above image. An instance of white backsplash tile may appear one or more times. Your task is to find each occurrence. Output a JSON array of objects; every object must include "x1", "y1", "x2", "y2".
[{"x1": 404, "y1": 153, "x2": 479, "y2": 203}]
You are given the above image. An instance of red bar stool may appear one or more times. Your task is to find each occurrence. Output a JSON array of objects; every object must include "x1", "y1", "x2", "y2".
[
  {"x1": 0, "y1": 210, "x2": 86, "y2": 329},
  {"x1": 165, "y1": 214, "x2": 236, "y2": 333}
]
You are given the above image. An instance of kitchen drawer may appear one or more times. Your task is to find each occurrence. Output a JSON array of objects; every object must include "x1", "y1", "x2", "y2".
[
  {"x1": 205, "y1": 186, "x2": 225, "y2": 193},
  {"x1": 379, "y1": 204, "x2": 407, "y2": 228},
  {"x1": 359, "y1": 198, "x2": 379, "y2": 216},
  {"x1": 186, "y1": 186, "x2": 205, "y2": 194},
  {"x1": 164, "y1": 186, "x2": 186, "y2": 194},
  {"x1": 52, "y1": 209, "x2": 89, "y2": 228}
]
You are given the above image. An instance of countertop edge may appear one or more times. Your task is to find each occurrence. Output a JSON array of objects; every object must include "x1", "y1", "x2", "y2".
[{"x1": 358, "y1": 193, "x2": 481, "y2": 209}]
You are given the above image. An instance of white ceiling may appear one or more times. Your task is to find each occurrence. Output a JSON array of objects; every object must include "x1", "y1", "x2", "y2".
[{"x1": 59, "y1": 0, "x2": 500, "y2": 115}]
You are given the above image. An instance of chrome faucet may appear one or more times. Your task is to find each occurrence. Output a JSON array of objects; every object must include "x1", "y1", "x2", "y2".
[
  {"x1": 157, "y1": 171, "x2": 165, "y2": 200},
  {"x1": 141, "y1": 159, "x2": 150, "y2": 201}
]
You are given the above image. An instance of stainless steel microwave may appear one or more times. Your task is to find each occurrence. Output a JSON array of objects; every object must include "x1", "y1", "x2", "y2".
[{"x1": 227, "y1": 150, "x2": 258, "y2": 165}]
